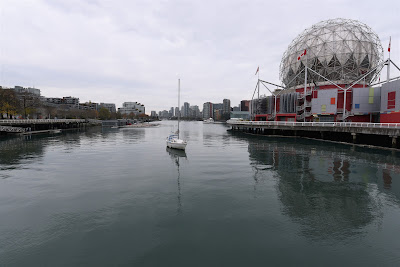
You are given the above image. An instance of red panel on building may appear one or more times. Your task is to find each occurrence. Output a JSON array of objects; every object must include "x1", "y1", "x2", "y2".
[
  {"x1": 381, "y1": 112, "x2": 400, "y2": 123},
  {"x1": 255, "y1": 114, "x2": 270, "y2": 121},
  {"x1": 337, "y1": 90, "x2": 352, "y2": 111},
  {"x1": 388, "y1": 91, "x2": 396, "y2": 109},
  {"x1": 346, "y1": 91, "x2": 352, "y2": 111},
  {"x1": 276, "y1": 97, "x2": 280, "y2": 112},
  {"x1": 348, "y1": 115, "x2": 370, "y2": 122},
  {"x1": 276, "y1": 113, "x2": 296, "y2": 121}
]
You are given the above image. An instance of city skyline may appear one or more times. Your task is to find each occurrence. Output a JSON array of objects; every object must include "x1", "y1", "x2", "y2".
[{"x1": 0, "y1": 0, "x2": 399, "y2": 113}]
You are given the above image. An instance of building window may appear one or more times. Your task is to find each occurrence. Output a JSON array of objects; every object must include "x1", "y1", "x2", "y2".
[
  {"x1": 330, "y1": 98, "x2": 335, "y2": 105},
  {"x1": 388, "y1": 91, "x2": 396, "y2": 109},
  {"x1": 321, "y1": 104, "x2": 326, "y2": 112},
  {"x1": 355, "y1": 104, "x2": 360, "y2": 109},
  {"x1": 369, "y1": 88, "x2": 374, "y2": 104},
  {"x1": 312, "y1": 90, "x2": 318, "y2": 98}
]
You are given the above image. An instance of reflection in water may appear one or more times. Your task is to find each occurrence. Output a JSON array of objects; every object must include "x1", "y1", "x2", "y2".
[
  {"x1": 0, "y1": 136, "x2": 46, "y2": 171},
  {"x1": 0, "y1": 128, "x2": 98, "y2": 177},
  {"x1": 233, "y1": 133, "x2": 400, "y2": 241},
  {"x1": 121, "y1": 128, "x2": 146, "y2": 144},
  {"x1": 166, "y1": 148, "x2": 187, "y2": 214}
]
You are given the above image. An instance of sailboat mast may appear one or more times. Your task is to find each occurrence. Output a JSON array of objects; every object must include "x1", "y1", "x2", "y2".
[{"x1": 178, "y1": 78, "x2": 180, "y2": 139}]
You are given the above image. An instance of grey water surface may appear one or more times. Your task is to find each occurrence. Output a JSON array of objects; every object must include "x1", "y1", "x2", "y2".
[{"x1": 1, "y1": 121, "x2": 400, "y2": 266}]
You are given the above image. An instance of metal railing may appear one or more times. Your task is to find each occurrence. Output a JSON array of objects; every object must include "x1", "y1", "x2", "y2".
[
  {"x1": 0, "y1": 126, "x2": 26, "y2": 132},
  {"x1": 227, "y1": 120, "x2": 400, "y2": 129},
  {"x1": 297, "y1": 90, "x2": 312, "y2": 99},
  {"x1": 0, "y1": 119, "x2": 86, "y2": 125}
]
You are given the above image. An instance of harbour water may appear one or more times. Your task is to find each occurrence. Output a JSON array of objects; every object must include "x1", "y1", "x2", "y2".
[{"x1": 1, "y1": 121, "x2": 400, "y2": 266}]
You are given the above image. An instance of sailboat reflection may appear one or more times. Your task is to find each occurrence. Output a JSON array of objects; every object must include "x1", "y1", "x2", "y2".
[{"x1": 166, "y1": 147, "x2": 187, "y2": 213}]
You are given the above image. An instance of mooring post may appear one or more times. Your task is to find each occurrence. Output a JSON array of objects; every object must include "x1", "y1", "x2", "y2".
[
  {"x1": 391, "y1": 136, "x2": 397, "y2": 148},
  {"x1": 351, "y1": 133, "x2": 357, "y2": 143}
]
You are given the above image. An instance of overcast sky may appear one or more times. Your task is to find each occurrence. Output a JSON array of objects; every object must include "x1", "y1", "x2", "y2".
[{"x1": 1, "y1": 0, "x2": 399, "y2": 113}]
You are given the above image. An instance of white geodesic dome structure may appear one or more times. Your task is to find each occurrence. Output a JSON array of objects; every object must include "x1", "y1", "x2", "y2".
[{"x1": 279, "y1": 18, "x2": 384, "y2": 88}]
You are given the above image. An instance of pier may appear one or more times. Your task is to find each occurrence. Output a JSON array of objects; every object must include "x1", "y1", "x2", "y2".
[
  {"x1": 0, "y1": 119, "x2": 89, "y2": 135},
  {"x1": 228, "y1": 121, "x2": 400, "y2": 149}
]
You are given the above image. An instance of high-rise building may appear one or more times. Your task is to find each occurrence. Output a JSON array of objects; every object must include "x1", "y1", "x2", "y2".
[
  {"x1": 241, "y1": 100, "x2": 250, "y2": 111},
  {"x1": 203, "y1": 102, "x2": 213, "y2": 119},
  {"x1": 169, "y1": 107, "x2": 174, "y2": 117},
  {"x1": 212, "y1": 103, "x2": 223, "y2": 119},
  {"x1": 191, "y1": 105, "x2": 201, "y2": 118},
  {"x1": 151, "y1": 111, "x2": 157, "y2": 117},
  {"x1": 175, "y1": 107, "x2": 179, "y2": 118},
  {"x1": 159, "y1": 110, "x2": 169, "y2": 118},
  {"x1": 223, "y1": 99, "x2": 231, "y2": 114},
  {"x1": 183, "y1": 102, "x2": 190, "y2": 118}
]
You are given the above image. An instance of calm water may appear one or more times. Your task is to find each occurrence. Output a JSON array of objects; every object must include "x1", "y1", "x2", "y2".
[{"x1": 1, "y1": 121, "x2": 400, "y2": 266}]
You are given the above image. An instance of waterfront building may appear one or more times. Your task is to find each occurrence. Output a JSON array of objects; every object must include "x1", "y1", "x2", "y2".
[
  {"x1": 230, "y1": 111, "x2": 250, "y2": 120},
  {"x1": 99, "y1": 103, "x2": 116, "y2": 113},
  {"x1": 42, "y1": 96, "x2": 80, "y2": 108},
  {"x1": 169, "y1": 107, "x2": 174, "y2": 117},
  {"x1": 241, "y1": 100, "x2": 250, "y2": 111},
  {"x1": 175, "y1": 107, "x2": 179, "y2": 118},
  {"x1": 13, "y1": 86, "x2": 41, "y2": 96},
  {"x1": 118, "y1": 102, "x2": 145, "y2": 115},
  {"x1": 64, "y1": 97, "x2": 80, "y2": 108},
  {"x1": 45, "y1": 97, "x2": 63, "y2": 105},
  {"x1": 150, "y1": 111, "x2": 157, "y2": 117},
  {"x1": 80, "y1": 101, "x2": 99, "y2": 111},
  {"x1": 251, "y1": 18, "x2": 399, "y2": 123}
]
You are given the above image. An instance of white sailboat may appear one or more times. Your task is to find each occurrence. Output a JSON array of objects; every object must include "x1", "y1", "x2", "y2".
[
  {"x1": 203, "y1": 117, "x2": 214, "y2": 123},
  {"x1": 166, "y1": 79, "x2": 187, "y2": 150}
]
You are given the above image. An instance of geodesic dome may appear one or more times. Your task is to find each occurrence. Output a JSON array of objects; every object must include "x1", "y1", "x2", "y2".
[{"x1": 279, "y1": 18, "x2": 384, "y2": 88}]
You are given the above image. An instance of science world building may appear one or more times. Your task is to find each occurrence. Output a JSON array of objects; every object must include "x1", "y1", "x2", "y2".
[{"x1": 252, "y1": 18, "x2": 399, "y2": 123}]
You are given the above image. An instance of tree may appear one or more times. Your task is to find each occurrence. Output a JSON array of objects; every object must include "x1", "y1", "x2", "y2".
[
  {"x1": 18, "y1": 92, "x2": 41, "y2": 119},
  {"x1": 0, "y1": 88, "x2": 19, "y2": 118},
  {"x1": 116, "y1": 111, "x2": 122, "y2": 119},
  {"x1": 98, "y1": 107, "x2": 111, "y2": 120}
]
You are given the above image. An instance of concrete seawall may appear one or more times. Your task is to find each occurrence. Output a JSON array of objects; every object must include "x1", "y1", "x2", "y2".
[
  {"x1": 228, "y1": 121, "x2": 400, "y2": 149},
  {"x1": 0, "y1": 119, "x2": 92, "y2": 135}
]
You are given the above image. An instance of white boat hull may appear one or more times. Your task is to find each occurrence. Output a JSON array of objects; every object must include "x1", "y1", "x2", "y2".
[
  {"x1": 203, "y1": 118, "x2": 214, "y2": 123},
  {"x1": 166, "y1": 136, "x2": 187, "y2": 150},
  {"x1": 166, "y1": 141, "x2": 187, "y2": 150}
]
